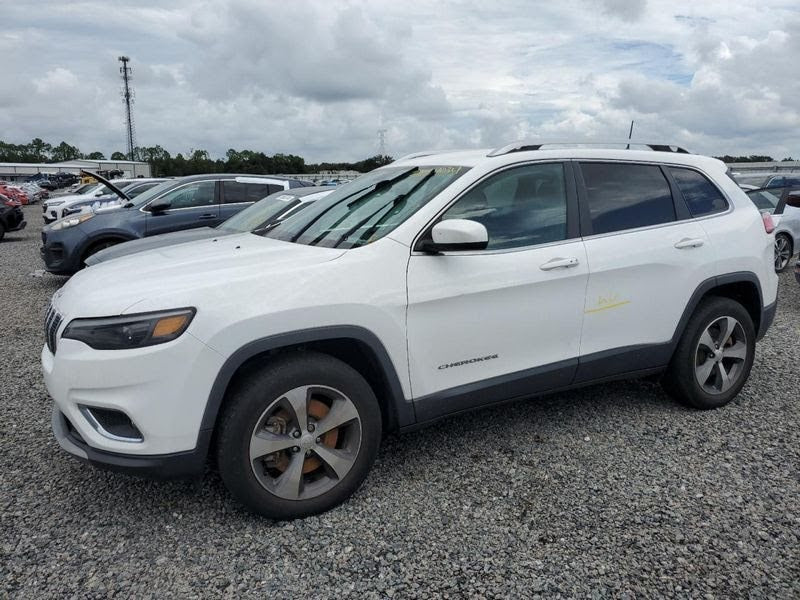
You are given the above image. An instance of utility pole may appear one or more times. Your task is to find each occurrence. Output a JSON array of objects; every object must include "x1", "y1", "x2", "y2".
[{"x1": 118, "y1": 56, "x2": 136, "y2": 160}]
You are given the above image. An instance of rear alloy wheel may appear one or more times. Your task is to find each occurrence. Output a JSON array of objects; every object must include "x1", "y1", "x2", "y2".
[
  {"x1": 774, "y1": 234, "x2": 792, "y2": 272},
  {"x1": 662, "y1": 296, "x2": 755, "y2": 409},
  {"x1": 216, "y1": 352, "x2": 381, "y2": 519}
]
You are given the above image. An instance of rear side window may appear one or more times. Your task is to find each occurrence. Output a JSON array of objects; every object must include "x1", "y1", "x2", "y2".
[
  {"x1": 668, "y1": 167, "x2": 728, "y2": 217},
  {"x1": 222, "y1": 181, "x2": 279, "y2": 204},
  {"x1": 580, "y1": 163, "x2": 675, "y2": 235}
]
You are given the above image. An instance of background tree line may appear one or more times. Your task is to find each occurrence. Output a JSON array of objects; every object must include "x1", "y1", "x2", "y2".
[{"x1": 0, "y1": 138, "x2": 394, "y2": 176}]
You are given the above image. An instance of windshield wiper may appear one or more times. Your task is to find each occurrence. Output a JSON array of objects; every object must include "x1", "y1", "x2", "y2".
[
  {"x1": 334, "y1": 169, "x2": 436, "y2": 248},
  {"x1": 295, "y1": 167, "x2": 419, "y2": 245}
]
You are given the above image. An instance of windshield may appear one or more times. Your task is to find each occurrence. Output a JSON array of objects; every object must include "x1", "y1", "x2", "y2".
[
  {"x1": 219, "y1": 191, "x2": 305, "y2": 233},
  {"x1": 264, "y1": 166, "x2": 469, "y2": 248},
  {"x1": 746, "y1": 189, "x2": 781, "y2": 212}
]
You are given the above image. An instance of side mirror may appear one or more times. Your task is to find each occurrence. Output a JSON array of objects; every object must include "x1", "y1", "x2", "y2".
[
  {"x1": 421, "y1": 219, "x2": 489, "y2": 253},
  {"x1": 786, "y1": 191, "x2": 800, "y2": 209},
  {"x1": 148, "y1": 198, "x2": 171, "y2": 213}
]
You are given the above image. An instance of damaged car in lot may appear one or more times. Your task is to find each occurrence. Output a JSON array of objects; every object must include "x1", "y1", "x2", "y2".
[
  {"x1": 0, "y1": 194, "x2": 27, "y2": 240},
  {"x1": 42, "y1": 143, "x2": 778, "y2": 519},
  {"x1": 40, "y1": 173, "x2": 309, "y2": 274}
]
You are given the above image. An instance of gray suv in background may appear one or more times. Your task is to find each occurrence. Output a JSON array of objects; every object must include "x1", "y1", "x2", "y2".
[{"x1": 40, "y1": 173, "x2": 310, "y2": 275}]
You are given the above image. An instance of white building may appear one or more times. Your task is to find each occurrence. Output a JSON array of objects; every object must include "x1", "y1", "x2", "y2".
[{"x1": 0, "y1": 159, "x2": 151, "y2": 181}]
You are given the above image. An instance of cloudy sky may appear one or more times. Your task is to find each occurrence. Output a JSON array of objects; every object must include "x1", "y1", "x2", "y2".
[{"x1": 1, "y1": 0, "x2": 798, "y2": 162}]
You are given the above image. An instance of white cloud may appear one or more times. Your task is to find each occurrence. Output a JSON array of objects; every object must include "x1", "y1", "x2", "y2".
[{"x1": 0, "y1": 0, "x2": 797, "y2": 161}]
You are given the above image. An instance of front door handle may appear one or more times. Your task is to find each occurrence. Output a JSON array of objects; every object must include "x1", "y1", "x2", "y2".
[
  {"x1": 540, "y1": 257, "x2": 580, "y2": 271},
  {"x1": 198, "y1": 213, "x2": 217, "y2": 220},
  {"x1": 674, "y1": 238, "x2": 704, "y2": 249}
]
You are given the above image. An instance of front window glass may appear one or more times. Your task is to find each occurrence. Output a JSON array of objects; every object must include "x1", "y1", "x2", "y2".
[
  {"x1": 131, "y1": 180, "x2": 175, "y2": 207},
  {"x1": 440, "y1": 163, "x2": 567, "y2": 249},
  {"x1": 265, "y1": 166, "x2": 469, "y2": 248},
  {"x1": 159, "y1": 181, "x2": 216, "y2": 209}
]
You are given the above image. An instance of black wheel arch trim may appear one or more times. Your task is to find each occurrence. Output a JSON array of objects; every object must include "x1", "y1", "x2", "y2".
[
  {"x1": 199, "y1": 325, "x2": 414, "y2": 436},
  {"x1": 671, "y1": 271, "x2": 769, "y2": 344}
]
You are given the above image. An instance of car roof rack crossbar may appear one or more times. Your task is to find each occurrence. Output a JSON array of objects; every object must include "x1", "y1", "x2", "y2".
[{"x1": 487, "y1": 140, "x2": 692, "y2": 157}]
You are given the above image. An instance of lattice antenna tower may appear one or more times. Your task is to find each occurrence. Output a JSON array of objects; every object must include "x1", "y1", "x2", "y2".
[
  {"x1": 118, "y1": 56, "x2": 137, "y2": 160},
  {"x1": 377, "y1": 128, "x2": 387, "y2": 156}
]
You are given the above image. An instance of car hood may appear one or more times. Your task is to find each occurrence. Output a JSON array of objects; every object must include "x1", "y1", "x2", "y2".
[
  {"x1": 56, "y1": 233, "x2": 347, "y2": 317},
  {"x1": 85, "y1": 227, "x2": 227, "y2": 265}
]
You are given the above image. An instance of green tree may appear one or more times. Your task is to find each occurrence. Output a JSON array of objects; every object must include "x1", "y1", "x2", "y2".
[
  {"x1": 50, "y1": 141, "x2": 82, "y2": 162},
  {"x1": 110, "y1": 151, "x2": 127, "y2": 160},
  {"x1": 85, "y1": 151, "x2": 106, "y2": 160}
]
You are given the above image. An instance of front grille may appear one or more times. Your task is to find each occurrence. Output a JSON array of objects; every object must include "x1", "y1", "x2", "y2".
[{"x1": 45, "y1": 304, "x2": 64, "y2": 354}]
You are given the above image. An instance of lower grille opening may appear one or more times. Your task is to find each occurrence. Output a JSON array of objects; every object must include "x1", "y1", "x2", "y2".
[{"x1": 80, "y1": 406, "x2": 143, "y2": 442}]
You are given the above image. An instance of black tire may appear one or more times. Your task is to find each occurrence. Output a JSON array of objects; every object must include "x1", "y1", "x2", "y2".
[
  {"x1": 216, "y1": 351, "x2": 382, "y2": 519},
  {"x1": 81, "y1": 240, "x2": 120, "y2": 267},
  {"x1": 662, "y1": 296, "x2": 755, "y2": 409},
  {"x1": 774, "y1": 233, "x2": 792, "y2": 272},
  {"x1": 0, "y1": 222, "x2": 5, "y2": 242}
]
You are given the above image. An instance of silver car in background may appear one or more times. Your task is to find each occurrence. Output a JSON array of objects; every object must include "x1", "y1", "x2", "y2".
[{"x1": 747, "y1": 186, "x2": 800, "y2": 271}]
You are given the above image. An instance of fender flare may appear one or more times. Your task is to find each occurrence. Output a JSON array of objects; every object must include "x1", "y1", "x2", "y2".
[
  {"x1": 199, "y1": 325, "x2": 415, "y2": 435},
  {"x1": 670, "y1": 271, "x2": 766, "y2": 346}
]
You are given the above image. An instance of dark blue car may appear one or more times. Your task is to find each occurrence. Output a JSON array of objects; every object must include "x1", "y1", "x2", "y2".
[{"x1": 40, "y1": 173, "x2": 309, "y2": 275}]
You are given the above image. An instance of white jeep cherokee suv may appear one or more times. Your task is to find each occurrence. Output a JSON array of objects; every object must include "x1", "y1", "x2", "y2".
[{"x1": 43, "y1": 142, "x2": 778, "y2": 519}]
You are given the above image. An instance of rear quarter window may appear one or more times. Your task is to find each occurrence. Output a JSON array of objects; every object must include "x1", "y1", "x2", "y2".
[{"x1": 668, "y1": 167, "x2": 728, "y2": 217}]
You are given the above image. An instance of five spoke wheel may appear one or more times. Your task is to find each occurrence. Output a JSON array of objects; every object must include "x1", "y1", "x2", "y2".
[
  {"x1": 774, "y1": 234, "x2": 791, "y2": 272},
  {"x1": 694, "y1": 316, "x2": 747, "y2": 395},
  {"x1": 249, "y1": 385, "x2": 362, "y2": 501}
]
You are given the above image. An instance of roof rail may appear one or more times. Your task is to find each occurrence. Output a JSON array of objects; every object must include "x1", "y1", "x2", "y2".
[{"x1": 487, "y1": 140, "x2": 691, "y2": 157}]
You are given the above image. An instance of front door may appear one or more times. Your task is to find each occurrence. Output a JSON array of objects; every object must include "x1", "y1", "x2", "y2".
[
  {"x1": 406, "y1": 162, "x2": 589, "y2": 421},
  {"x1": 145, "y1": 180, "x2": 220, "y2": 236}
]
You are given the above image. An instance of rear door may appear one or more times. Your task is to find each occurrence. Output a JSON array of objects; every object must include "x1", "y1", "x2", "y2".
[
  {"x1": 575, "y1": 161, "x2": 718, "y2": 381},
  {"x1": 144, "y1": 179, "x2": 220, "y2": 236}
]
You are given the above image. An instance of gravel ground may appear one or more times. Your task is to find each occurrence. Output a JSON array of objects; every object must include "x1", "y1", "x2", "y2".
[{"x1": 1, "y1": 204, "x2": 799, "y2": 598}]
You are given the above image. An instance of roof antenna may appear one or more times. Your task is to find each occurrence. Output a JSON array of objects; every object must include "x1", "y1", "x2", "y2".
[{"x1": 626, "y1": 120, "x2": 634, "y2": 150}]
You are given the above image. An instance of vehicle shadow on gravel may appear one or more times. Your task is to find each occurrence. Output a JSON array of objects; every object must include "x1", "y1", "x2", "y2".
[{"x1": 43, "y1": 377, "x2": 687, "y2": 523}]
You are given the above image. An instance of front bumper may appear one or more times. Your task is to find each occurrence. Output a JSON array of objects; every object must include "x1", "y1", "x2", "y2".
[
  {"x1": 40, "y1": 228, "x2": 86, "y2": 274},
  {"x1": 52, "y1": 406, "x2": 210, "y2": 478},
  {"x1": 43, "y1": 326, "x2": 224, "y2": 460}
]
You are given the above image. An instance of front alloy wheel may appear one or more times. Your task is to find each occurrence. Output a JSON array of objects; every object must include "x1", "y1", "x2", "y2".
[
  {"x1": 249, "y1": 385, "x2": 362, "y2": 501},
  {"x1": 216, "y1": 352, "x2": 381, "y2": 519}
]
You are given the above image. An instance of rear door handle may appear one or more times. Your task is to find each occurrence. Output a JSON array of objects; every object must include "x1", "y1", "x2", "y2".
[
  {"x1": 674, "y1": 238, "x2": 704, "y2": 249},
  {"x1": 540, "y1": 257, "x2": 580, "y2": 271},
  {"x1": 198, "y1": 213, "x2": 217, "y2": 220}
]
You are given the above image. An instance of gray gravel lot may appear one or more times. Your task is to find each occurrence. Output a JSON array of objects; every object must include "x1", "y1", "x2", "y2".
[{"x1": 1, "y1": 203, "x2": 799, "y2": 598}]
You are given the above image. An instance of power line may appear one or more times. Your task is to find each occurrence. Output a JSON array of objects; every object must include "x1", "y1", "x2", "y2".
[{"x1": 118, "y1": 56, "x2": 137, "y2": 160}]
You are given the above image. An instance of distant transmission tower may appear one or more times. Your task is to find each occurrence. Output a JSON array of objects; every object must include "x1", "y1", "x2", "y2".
[
  {"x1": 377, "y1": 128, "x2": 387, "y2": 156},
  {"x1": 118, "y1": 56, "x2": 137, "y2": 160}
]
